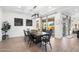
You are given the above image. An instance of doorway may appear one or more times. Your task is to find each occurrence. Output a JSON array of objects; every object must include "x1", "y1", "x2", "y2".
[
  {"x1": 41, "y1": 17, "x2": 55, "y2": 37},
  {"x1": 62, "y1": 15, "x2": 71, "y2": 37}
]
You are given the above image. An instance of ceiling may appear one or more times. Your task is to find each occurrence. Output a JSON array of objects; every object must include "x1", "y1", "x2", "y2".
[
  {"x1": 1, "y1": 6, "x2": 79, "y2": 17},
  {"x1": 0, "y1": 6, "x2": 62, "y2": 16}
]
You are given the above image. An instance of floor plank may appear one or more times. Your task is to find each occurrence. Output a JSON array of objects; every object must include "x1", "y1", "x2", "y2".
[{"x1": 0, "y1": 34, "x2": 79, "y2": 52}]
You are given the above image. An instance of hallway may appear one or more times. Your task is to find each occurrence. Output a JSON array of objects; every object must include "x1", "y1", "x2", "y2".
[{"x1": 0, "y1": 35, "x2": 79, "y2": 52}]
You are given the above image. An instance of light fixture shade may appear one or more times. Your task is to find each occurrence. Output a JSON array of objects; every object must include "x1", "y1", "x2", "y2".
[
  {"x1": 33, "y1": 6, "x2": 37, "y2": 9},
  {"x1": 31, "y1": 13, "x2": 39, "y2": 19}
]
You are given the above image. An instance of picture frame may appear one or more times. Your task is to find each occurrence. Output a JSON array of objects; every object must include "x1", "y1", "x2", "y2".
[
  {"x1": 14, "y1": 18, "x2": 23, "y2": 26},
  {"x1": 26, "y1": 19, "x2": 32, "y2": 26}
]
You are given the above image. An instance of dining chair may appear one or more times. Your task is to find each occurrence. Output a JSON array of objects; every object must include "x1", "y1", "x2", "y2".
[
  {"x1": 41, "y1": 32, "x2": 52, "y2": 52},
  {"x1": 23, "y1": 30, "x2": 27, "y2": 42},
  {"x1": 27, "y1": 31, "x2": 42, "y2": 47},
  {"x1": 27, "y1": 31, "x2": 36, "y2": 47}
]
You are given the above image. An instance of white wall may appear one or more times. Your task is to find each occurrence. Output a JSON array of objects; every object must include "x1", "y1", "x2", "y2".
[
  {"x1": 71, "y1": 13, "x2": 79, "y2": 33},
  {"x1": 54, "y1": 13, "x2": 63, "y2": 39},
  {"x1": 1, "y1": 9, "x2": 63, "y2": 39},
  {"x1": 0, "y1": 8, "x2": 2, "y2": 41},
  {"x1": 2, "y1": 10, "x2": 36, "y2": 38}
]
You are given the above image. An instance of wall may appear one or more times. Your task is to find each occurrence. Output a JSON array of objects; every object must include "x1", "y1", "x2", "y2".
[
  {"x1": 71, "y1": 13, "x2": 79, "y2": 33},
  {"x1": 2, "y1": 10, "x2": 36, "y2": 38},
  {"x1": 54, "y1": 13, "x2": 63, "y2": 39},
  {"x1": 1, "y1": 9, "x2": 63, "y2": 39},
  {"x1": 0, "y1": 8, "x2": 2, "y2": 41}
]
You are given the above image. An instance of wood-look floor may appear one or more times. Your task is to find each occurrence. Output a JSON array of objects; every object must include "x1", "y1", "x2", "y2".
[{"x1": 0, "y1": 34, "x2": 79, "y2": 52}]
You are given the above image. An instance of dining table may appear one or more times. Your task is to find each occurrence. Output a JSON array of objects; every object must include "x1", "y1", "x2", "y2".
[
  {"x1": 30, "y1": 31, "x2": 49, "y2": 43},
  {"x1": 31, "y1": 31, "x2": 49, "y2": 39},
  {"x1": 31, "y1": 31, "x2": 49, "y2": 36},
  {"x1": 29, "y1": 31, "x2": 51, "y2": 51}
]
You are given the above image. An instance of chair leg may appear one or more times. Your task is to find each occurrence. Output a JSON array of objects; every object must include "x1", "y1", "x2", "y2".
[
  {"x1": 40, "y1": 42, "x2": 42, "y2": 47},
  {"x1": 27, "y1": 39, "x2": 29, "y2": 44},
  {"x1": 29, "y1": 41, "x2": 31, "y2": 47},
  {"x1": 45, "y1": 43, "x2": 47, "y2": 52},
  {"x1": 24, "y1": 37, "x2": 26, "y2": 42},
  {"x1": 49, "y1": 42, "x2": 52, "y2": 50}
]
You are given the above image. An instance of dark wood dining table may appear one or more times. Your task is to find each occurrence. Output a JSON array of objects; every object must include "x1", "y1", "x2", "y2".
[
  {"x1": 29, "y1": 31, "x2": 52, "y2": 51},
  {"x1": 30, "y1": 31, "x2": 49, "y2": 42},
  {"x1": 31, "y1": 31, "x2": 49, "y2": 36}
]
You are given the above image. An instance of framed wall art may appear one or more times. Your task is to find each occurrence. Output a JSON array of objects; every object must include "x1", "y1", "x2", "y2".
[
  {"x1": 14, "y1": 18, "x2": 23, "y2": 26},
  {"x1": 26, "y1": 19, "x2": 32, "y2": 26}
]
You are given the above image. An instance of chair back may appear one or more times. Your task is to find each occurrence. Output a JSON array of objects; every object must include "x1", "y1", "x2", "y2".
[
  {"x1": 27, "y1": 32, "x2": 41, "y2": 44},
  {"x1": 26, "y1": 30, "x2": 35, "y2": 42},
  {"x1": 42, "y1": 34, "x2": 49, "y2": 42},
  {"x1": 42, "y1": 30, "x2": 52, "y2": 42},
  {"x1": 23, "y1": 30, "x2": 27, "y2": 36},
  {"x1": 46, "y1": 30, "x2": 52, "y2": 40}
]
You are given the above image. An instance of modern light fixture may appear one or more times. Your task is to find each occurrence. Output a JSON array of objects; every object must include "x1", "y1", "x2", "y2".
[
  {"x1": 32, "y1": 13, "x2": 39, "y2": 17},
  {"x1": 33, "y1": 6, "x2": 37, "y2": 9}
]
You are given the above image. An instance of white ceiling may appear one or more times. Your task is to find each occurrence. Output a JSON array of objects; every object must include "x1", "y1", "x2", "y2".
[
  {"x1": 1, "y1": 6, "x2": 79, "y2": 17},
  {"x1": 0, "y1": 6, "x2": 62, "y2": 16}
]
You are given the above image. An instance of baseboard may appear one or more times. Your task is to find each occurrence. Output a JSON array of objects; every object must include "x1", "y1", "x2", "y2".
[
  {"x1": 9, "y1": 35, "x2": 24, "y2": 38},
  {"x1": 0, "y1": 36, "x2": 24, "y2": 41},
  {"x1": 9, "y1": 36, "x2": 24, "y2": 39},
  {"x1": 54, "y1": 37, "x2": 63, "y2": 39}
]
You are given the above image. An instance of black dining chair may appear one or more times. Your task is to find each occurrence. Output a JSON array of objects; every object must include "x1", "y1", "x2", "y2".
[
  {"x1": 23, "y1": 30, "x2": 27, "y2": 42},
  {"x1": 27, "y1": 31, "x2": 37, "y2": 47},
  {"x1": 23, "y1": 30, "x2": 38, "y2": 47},
  {"x1": 41, "y1": 31, "x2": 52, "y2": 52},
  {"x1": 27, "y1": 31, "x2": 42, "y2": 47}
]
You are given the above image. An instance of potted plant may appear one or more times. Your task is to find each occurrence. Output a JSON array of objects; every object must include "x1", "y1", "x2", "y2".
[{"x1": 1, "y1": 21, "x2": 11, "y2": 40}]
